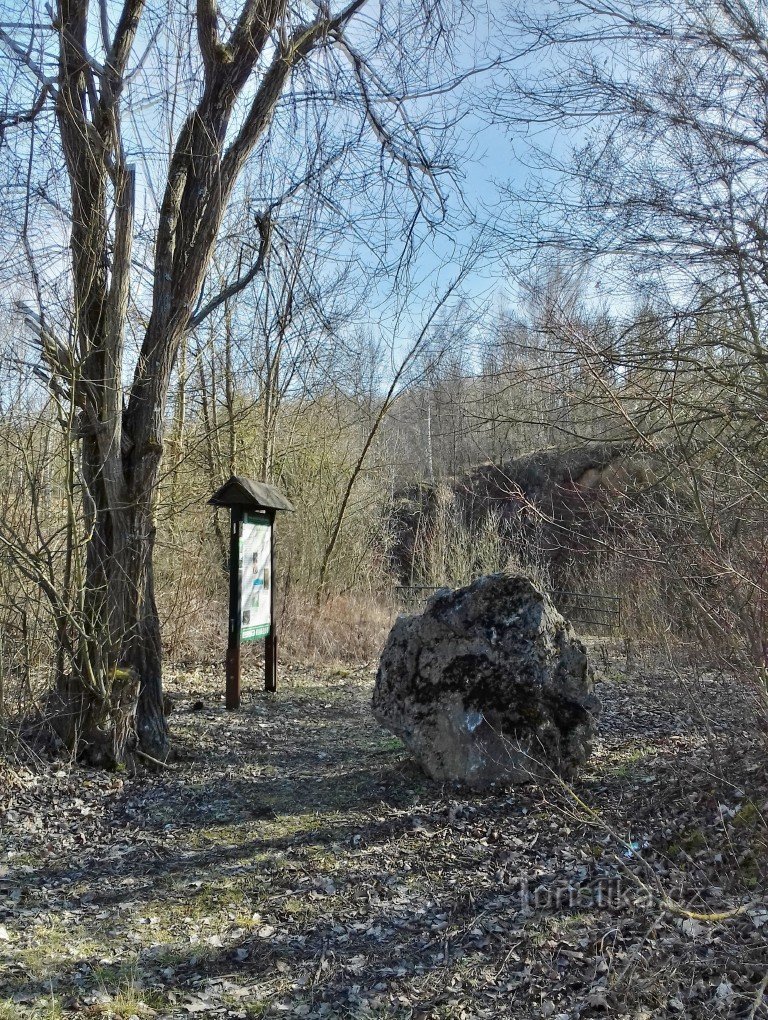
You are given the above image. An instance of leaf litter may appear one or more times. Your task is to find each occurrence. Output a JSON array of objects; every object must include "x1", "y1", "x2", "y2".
[{"x1": 0, "y1": 655, "x2": 766, "y2": 1018}]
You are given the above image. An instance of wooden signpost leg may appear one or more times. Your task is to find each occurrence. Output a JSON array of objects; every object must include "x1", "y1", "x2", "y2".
[
  {"x1": 265, "y1": 632, "x2": 277, "y2": 692},
  {"x1": 265, "y1": 509, "x2": 277, "y2": 692},
  {"x1": 225, "y1": 646, "x2": 241, "y2": 710},
  {"x1": 226, "y1": 506, "x2": 243, "y2": 710}
]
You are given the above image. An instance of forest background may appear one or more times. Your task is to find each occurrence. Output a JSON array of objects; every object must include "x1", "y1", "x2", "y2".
[{"x1": 0, "y1": 0, "x2": 766, "y2": 750}]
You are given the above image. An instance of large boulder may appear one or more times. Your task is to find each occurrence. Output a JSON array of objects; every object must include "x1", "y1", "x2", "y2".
[{"x1": 372, "y1": 574, "x2": 598, "y2": 788}]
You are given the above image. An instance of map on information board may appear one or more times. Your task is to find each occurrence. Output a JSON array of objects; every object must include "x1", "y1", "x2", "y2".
[{"x1": 239, "y1": 513, "x2": 271, "y2": 641}]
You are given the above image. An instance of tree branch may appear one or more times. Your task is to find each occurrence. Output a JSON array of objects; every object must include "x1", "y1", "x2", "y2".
[
  {"x1": 0, "y1": 27, "x2": 58, "y2": 92},
  {"x1": 221, "y1": 0, "x2": 369, "y2": 186},
  {"x1": 197, "y1": 0, "x2": 221, "y2": 76},
  {"x1": 0, "y1": 83, "x2": 50, "y2": 136},
  {"x1": 189, "y1": 213, "x2": 272, "y2": 328},
  {"x1": 104, "y1": 0, "x2": 147, "y2": 81}
]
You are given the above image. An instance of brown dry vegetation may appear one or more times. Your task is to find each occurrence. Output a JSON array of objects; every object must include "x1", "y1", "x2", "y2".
[
  {"x1": 1, "y1": 0, "x2": 767, "y2": 1012},
  {"x1": 1, "y1": 655, "x2": 766, "y2": 1019}
]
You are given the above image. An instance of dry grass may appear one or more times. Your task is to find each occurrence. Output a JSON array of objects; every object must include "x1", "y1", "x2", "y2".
[{"x1": 280, "y1": 592, "x2": 396, "y2": 665}]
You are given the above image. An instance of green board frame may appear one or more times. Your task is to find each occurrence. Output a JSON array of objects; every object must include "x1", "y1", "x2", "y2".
[{"x1": 239, "y1": 512, "x2": 272, "y2": 642}]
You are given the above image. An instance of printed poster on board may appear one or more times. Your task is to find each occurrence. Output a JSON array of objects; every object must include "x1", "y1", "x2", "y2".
[{"x1": 239, "y1": 512, "x2": 271, "y2": 641}]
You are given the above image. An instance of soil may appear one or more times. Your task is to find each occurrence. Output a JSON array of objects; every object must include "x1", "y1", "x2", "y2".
[{"x1": 1, "y1": 654, "x2": 766, "y2": 1019}]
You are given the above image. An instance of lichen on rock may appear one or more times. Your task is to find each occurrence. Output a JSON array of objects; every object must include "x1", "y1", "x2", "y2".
[{"x1": 372, "y1": 573, "x2": 599, "y2": 789}]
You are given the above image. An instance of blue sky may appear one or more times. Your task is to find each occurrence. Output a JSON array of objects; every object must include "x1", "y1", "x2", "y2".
[{"x1": 0, "y1": 0, "x2": 577, "y2": 355}]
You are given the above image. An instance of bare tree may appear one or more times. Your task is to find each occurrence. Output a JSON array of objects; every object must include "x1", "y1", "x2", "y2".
[
  {"x1": 0, "y1": 0, "x2": 473, "y2": 763},
  {"x1": 481, "y1": 0, "x2": 768, "y2": 661}
]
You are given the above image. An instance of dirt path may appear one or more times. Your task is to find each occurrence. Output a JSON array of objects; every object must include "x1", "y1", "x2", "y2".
[{"x1": 1, "y1": 660, "x2": 766, "y2": 1019}]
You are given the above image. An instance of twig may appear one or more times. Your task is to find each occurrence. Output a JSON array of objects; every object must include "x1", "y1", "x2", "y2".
[
  {"x1": 748, "y1": 970, "x2": 768, "y2": 1020},
  {"x1": 135, "y1": 748, "x2": 175, "y2": 770},
  {"x1": 494, "y1": 941, "x2": 521, "y2": 979},
  {"x1": 555, "y1": 777, "x2": 752, "y2": 921}
]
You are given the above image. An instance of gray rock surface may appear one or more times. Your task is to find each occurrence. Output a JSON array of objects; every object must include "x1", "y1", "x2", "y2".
[{"x1": 372, "y1": 574, "x2": 598, "y2": 788}]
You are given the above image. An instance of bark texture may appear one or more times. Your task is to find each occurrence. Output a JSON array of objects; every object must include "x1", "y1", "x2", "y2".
[{"x1": 37, "y1": 0, "x2": 367, "y2": 763}]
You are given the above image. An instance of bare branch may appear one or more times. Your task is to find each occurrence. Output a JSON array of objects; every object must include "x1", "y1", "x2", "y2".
[
  {"x1": 197, "y1": 0, "x2": 221, "y2": 76},
  {"x1": 190, "y1": 213, "x2": 272, "y2": 329}
]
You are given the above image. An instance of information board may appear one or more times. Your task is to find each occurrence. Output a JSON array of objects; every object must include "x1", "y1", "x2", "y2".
[{"x1": 239, "y1": 512, "x2": 271, "y2": 641}]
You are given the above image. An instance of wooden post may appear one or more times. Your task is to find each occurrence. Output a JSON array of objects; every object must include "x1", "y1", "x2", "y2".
[
  {"x1": 265, "y1": 509, "x2": 277, "y2": 692},
  {"x1": 210, "y1": 476, "x2": 292, "y2": 707},
  {"x1": 226, "y1": 505, "x2": 243, "y2": 710}
]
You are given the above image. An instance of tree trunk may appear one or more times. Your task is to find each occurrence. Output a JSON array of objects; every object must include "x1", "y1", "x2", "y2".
[
  {"x1": 32, "y1": 0, "x2": 372, "y2": 767},
  {"x1": 49, "y1": 432, "x2": 169, "y2": 765},
  {"x1": 132, "y1": 545, "x2": 167, "y2": 760},
  {"x1": 49, "y1": 667, "x2": 140, "y2": 767}
]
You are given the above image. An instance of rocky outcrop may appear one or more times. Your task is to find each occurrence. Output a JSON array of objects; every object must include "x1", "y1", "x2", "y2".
[
  {"x1": 372, "y1": 574, "x2": 598, "y2": 788},
  {"x1": 386, "y1": 442, "x2": 659, "y2": 590}
]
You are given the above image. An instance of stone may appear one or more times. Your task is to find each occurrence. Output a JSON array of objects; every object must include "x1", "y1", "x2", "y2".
[{"x1": 372, "y1": 573, "x2": 598, "y2": 788}]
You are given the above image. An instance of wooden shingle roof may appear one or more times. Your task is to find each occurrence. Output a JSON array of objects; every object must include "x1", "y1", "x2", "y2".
[{"x1": 208, "y1": 475, "x2": 294, "y2": 512}]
